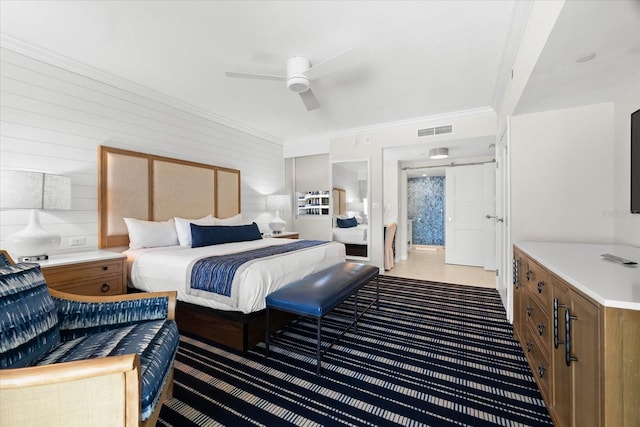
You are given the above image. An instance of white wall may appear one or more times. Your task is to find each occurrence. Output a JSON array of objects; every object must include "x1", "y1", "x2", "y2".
[
  {"x1": 613, "y1": 84, "x2": 640, "y2": 246},
  {"x1": 510, "y1": 103, "x2": 615, "y2": 244},
  {"x1": 0, "y1": 46, "x2": 284, "y2": 254}
]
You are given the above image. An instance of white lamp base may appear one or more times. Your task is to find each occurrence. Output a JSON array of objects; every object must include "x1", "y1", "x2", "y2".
[
  {"x1": 268, "y1": 211, "x2": 286, "y2": 234},
  {"x1": 5, "y1": 210, "x2": 60, "y2": 261}
]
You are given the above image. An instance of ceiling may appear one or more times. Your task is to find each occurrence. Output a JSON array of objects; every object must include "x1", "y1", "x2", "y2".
[{"x1": 1, "y1": 1, "x2": 639, "y2": 165}]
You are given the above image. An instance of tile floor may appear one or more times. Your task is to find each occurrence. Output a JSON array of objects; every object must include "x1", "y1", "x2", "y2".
[{"x1": 385, "y1": 247, "x2": 496, "y2": 288}]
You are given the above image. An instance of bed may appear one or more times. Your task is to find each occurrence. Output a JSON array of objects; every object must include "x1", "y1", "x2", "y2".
[
  {"x1": 98, "y1": 146, "x2": 345, "y2": 351},
  {"x1": 333, "y1": 220, "x2": 368, "y2": 258}
]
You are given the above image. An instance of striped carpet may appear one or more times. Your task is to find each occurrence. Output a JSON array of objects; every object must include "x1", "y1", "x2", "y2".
[{"x1": 158, "y1": 276, "x2": 553, "y2": 426}]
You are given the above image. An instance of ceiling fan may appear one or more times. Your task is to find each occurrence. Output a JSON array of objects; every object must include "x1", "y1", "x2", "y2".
[{"x1": 225, "y1": 49, "x2": 358, "y2": 112}]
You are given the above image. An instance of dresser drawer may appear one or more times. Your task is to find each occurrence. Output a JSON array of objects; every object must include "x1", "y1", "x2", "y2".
[
  {"x1": 50, "y1": 275, "x2": 124, "y2": 296},
  {"x1": 525, "y1": 297, "x2": 552, "y2": 359},
  {"x1": 525, "y1": 258, "x2": 551, "y2": 312},
  {"x1": 523, "y1": 328, "x2": 552, "y2": 402}
]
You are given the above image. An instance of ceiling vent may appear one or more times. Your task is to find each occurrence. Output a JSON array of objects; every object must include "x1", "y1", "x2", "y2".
[{"x1": 417, "y1": 124, "x2": 453, "y2": 137}]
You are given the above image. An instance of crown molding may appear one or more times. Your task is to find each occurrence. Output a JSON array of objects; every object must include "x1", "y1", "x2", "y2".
[{"x1": 0, "y1": 33, "x2": 282, "y2": 145}]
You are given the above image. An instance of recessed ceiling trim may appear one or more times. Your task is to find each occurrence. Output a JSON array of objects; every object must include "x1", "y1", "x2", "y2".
[
  {"x1": 0, "y1": 33, "x2": 283, "y2": 145},
  {"x1": 318, "y1": 106, "x2": 494, "y2": 142}
]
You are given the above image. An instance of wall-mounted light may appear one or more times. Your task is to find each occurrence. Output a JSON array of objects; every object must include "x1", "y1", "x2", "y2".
[{"x1": 429, "y1": 148, "x2": 449, "y2": 159}]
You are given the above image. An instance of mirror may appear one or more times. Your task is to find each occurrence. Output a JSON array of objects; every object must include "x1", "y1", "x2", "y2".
[{"x1": 331, "y1": 159, "x2": 370, "y2": 260}]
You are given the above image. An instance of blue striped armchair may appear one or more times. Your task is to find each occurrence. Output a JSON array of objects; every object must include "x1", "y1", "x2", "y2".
[{"x1": 0, "y1": 262, "x2": 179, "y2": 427}]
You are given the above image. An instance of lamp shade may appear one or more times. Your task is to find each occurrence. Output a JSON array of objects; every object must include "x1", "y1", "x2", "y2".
[
  {"x1": 266, "y1": 194, "x2": 290, "y2": 212},
  {"x1": 0, "y1": 170, "x2": 71, "y2": 210}
]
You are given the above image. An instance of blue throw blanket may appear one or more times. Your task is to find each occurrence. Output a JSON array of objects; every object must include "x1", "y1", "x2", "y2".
[{"x1": 190, "y1": 240, "x2": 328, "y2": 297}]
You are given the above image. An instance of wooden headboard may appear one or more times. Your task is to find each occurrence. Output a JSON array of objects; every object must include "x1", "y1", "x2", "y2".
[{"x1": 98, "y1": 146, "x2": 241, "y2": 249}]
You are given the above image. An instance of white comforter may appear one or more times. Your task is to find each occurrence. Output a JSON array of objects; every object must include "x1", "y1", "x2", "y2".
[
  {"x1": 333, "y1": 225, "x2": 368, "y2": 245},
  {"x1": 126, "y1": 238, "x2": 346, "y2": 313}
]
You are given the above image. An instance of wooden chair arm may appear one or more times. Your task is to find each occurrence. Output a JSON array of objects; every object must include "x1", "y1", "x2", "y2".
[
  {"x1": 0, "y1": 354, "x2": 142, "y2": 427},
  {"x1": 49, "y1": 289, "x2": 177, "y2": 320}
]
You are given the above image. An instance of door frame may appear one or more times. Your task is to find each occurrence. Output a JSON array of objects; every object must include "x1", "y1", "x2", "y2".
[{"x1": 495, "y1": 118, "x2": 511, "y2": 320}]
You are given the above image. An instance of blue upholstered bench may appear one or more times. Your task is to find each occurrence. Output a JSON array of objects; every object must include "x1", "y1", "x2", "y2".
[{"x1": 265, "y1": 262, "x2": 379, "y2": 375}]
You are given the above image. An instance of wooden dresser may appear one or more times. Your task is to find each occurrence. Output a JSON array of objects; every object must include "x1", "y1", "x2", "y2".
[
  {"x1": 513, "y1": 242, "x2": 639, "y2": 427},
  {"x1": 38, "y1": 251, "x2": 127, "y2": 296}
]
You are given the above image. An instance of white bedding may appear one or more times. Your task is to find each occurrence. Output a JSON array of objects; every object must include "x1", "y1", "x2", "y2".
[
  {"x1": 333, "y1": 225, "x2": 368, "y2": 245},
  {"x1": 126, "y1": 238, "x2": 346, "y2": 314}
]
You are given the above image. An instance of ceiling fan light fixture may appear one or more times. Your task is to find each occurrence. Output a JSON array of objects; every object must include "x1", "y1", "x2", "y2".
[
  {"x1": 287, "y1": 76, "x2": 310, "y2": 93},
  {"x1": 286, "y1": 57, "x2": 311, "y2": 92},
  {"x1": 429, "y1": 147, "x2": 449, "y2": 159}
]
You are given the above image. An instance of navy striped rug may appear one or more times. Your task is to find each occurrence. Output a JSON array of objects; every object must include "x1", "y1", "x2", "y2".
[{"x1": 158, "y1": 276, "x2": 553, "y2": 426}]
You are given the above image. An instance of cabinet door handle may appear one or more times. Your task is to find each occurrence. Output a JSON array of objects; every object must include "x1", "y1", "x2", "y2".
[
  {"x1": 553, "y1": 297, "x2": 566, "y2": 348},
  {"x1": 101, "y1": 283, "x2": 110, "y2": 293},
  {"x1": 526, "y1": 305, "x2": 532, "y2": 317},
  {"x1": 537, "y1": 281, "x2": 545, "y2": 293},
  {"x1": 102, "y1": 266, "x2": 109, "y2": 271},
  {"x1": 526, "y1": 269, "x2": 532, "y2": 281},
  {"x1": 565, "y1": 308, "x2": 579, "y2": 366},
  {"x1": 526, "y1": 342, "x2": 532, "y2": 352},
  {"x1": 538, "y1": 323, "x2": 545, "y2": 336}
]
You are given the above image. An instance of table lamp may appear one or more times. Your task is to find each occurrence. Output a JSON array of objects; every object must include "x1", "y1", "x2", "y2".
[{"x1": 1, "y1": 170, "x2": 71, "y2": 261}]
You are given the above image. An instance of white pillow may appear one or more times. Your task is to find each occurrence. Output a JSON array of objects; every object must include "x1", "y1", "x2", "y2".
[
  {"x1": 214, "y1": 213, "x2": 244, "y2": 226},
  {"x1": 123, "y1": 218, "x2": 179, "y2": 249},
  {"x1": 174, "y1": 214, "x2": 215, "y2": 247}
]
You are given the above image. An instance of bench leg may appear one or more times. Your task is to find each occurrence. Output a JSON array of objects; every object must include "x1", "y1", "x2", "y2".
[
  {"x1": 316, "y1": 317, "x2": 322, "y2": 375},
  {"x1": 265, "y1": 307, "x2": 270, "y2": 357}
]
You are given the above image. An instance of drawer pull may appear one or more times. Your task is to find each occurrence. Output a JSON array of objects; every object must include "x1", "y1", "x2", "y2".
[
  {"x1": 538, "y1": 365, "x2": 546, "y2": 378},
  {"x1": 526, "y1": 305, "x2": 532, "y2": 317},
  {"x1": 526, "y1": 342, "x2": 532, "y2": 352},
  {"x1": 101, "y1": 283, "x2": 110, "y2": 293},
  {"x1": 538, "y1": 323, "x2": 545, "y2": 336},
  {"x1": 537, "y1": 281, "x2": 545, "y2": 293},
  {"x1": 526, "y1": 269, "x2": 532, "y2": 281},
  {"x1": 102, "y1": 266, "x2": 109, "y2": 271}
]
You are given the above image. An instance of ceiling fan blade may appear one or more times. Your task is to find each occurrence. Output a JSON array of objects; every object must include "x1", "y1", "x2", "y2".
[
  {"x1": 304, "y1": 49, "x2": 359, "y2": 80},
  {"x1": 225, "y1": 71, "x2": 286, "y2": 81},
  {"x1": 299, "y1": 89, "x2": 321, "y2": 111}
]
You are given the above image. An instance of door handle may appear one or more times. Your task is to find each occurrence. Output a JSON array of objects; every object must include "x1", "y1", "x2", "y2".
[{"x1": 485, "y1": 215, "x2": 504, "y2": 223}]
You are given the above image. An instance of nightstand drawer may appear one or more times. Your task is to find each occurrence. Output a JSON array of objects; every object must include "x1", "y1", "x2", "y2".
[
  {"x1": 42, "y1": 259, "x2": 123, "y2": 285},
  {"x1": 40, "y1": 255, "x2": 126, "y2": 296},
  {"x1": 51, "y1": 275, "x2": 124, "y2": 296}
]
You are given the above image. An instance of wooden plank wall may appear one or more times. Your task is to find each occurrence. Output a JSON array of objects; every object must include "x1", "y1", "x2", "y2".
[{"x1": 0, "y1": 45, "x2": 284, "y2": 253}]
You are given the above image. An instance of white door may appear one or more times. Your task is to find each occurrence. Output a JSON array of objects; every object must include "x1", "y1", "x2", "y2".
[
  {"x1": 495, "y1": 122, "x2": 511, "y2": 317},
  {"x1": 445, "y1": 164, "x2": 487, "y2": 266}
]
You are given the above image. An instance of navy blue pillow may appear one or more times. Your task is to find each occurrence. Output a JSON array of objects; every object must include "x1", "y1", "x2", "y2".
[
  {"x1": 337, "y1": 217, "x2": 358, "y2": 228},
  {"x1": 191, "y1": 222, "x2": 263, "y2": 247}
]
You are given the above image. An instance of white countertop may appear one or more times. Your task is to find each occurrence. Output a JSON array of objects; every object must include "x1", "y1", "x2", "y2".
[
  {"x1": 515, "y1": 241, "x2": 640, "y2": 311},
  {"x1": 36, "y1": 250, "x2": 126, "y2": 268}
]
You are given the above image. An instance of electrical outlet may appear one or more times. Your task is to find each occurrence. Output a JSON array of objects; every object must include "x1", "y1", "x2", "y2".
[{"x1": 69, "y1": 237, "x2": 86, "y2": 247}]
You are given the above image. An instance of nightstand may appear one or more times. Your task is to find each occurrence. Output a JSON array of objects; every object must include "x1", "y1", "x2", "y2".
[
  {"x1": 37, "y1": 250, "x2": 127, "y2": 296},
  {"x1": 265, "y1": 231, "x2": 299, "y2": 239}
]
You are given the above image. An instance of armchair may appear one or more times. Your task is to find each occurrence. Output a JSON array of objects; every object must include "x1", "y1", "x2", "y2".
[{"x1": 0, "y1": 261, "x2": 179, "y2": 427}]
